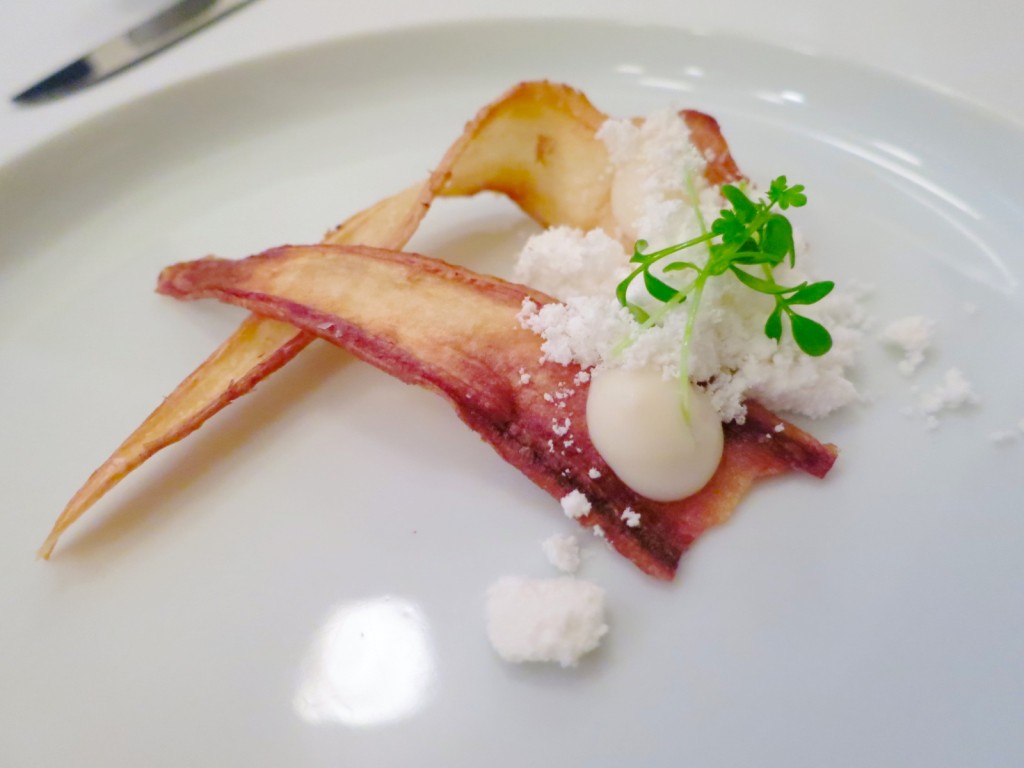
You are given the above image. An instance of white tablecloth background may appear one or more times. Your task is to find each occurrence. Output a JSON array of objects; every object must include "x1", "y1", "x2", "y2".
[{"x1": 1, "y1": 0, "x2": 1022, "y2": 167}]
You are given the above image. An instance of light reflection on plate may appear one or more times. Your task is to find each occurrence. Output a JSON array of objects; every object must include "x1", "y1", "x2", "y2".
[{"x1": 294, "y1": 597, "x2": 435, "y2": 727}]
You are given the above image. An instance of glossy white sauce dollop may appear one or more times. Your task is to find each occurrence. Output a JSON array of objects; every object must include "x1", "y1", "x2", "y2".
[{"x1": 586, "y1": 368, "x2": 724, "y2": 502}]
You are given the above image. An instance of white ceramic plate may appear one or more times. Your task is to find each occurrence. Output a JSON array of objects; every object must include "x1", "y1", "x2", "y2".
[{"x1": 2, "y1": 20, "x2": 1022, "y2": 767}]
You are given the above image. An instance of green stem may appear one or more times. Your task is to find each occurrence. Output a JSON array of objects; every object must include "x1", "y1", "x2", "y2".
[{"x1": 678, "y1": 272, "x2": 708, "y2": 420}]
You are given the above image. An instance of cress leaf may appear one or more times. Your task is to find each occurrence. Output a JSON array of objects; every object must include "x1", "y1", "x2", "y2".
[
  {"x1": 663, "y1": 260, "x2": 701, "y2": 273},
  {"x1": 761, "y1": 214, "x2": 794, "y2": 262},
  {"x1": 787, "y1": 280, "x2": 835, "y2": 305},
  {"x1": 721, "y1": 184, "x2": 758, "y2": 223},
  {"x1": 768, "y1": 176, "x2": 807, "y2": 210},
  {"x1": 764, "y1": 305, "x2": 783, "y2": 341},
  {"x1": 643, "y1": 269, "x2": 682, "y2": 303},
  {"x1": 730, "y1": 267, "x2": 797, "y2": 295},
  {"x1": 729, "y1": 251, "x2": 777, "y2": 266},
  {"x1": 711, "y1": 210, "x2": 747, "y2": 244},
  {"x1": 630, "y1": 239, "x2": 650, "y2": 264},
  {"x1": 789, "y1": 312, "x2": 833, "y2": 356}
]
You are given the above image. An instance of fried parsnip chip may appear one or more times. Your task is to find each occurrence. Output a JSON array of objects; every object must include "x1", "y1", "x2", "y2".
[
  {"x1": 157, "y1": 245, "x2": 836, "y2": 580},
  {"x1": 41, "y1": 81, "x2": 741, "y2": 557}
]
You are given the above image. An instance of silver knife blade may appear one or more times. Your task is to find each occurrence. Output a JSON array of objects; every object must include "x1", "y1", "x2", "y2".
[{"x1": 13, "y1": 0, "x2": 259, "y2": 104}]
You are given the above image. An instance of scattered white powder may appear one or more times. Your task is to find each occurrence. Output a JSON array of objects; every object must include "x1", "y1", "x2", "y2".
[
  {"x1": 621, "y1": 507, "x2": 641, "y2": 528},
  {"x1": 518, "y1": 368, "x2": 531, "y2": 385},
  {"x1": 560, "y1": 490, "x2": 592, "y2": 520},
  {"x1": 918, "y1": 368, "x2": 979, "y2": 415},
  {"x1": 485, "y1": 576, "x2": 608, "y2": 667},
  {"x1": 515, "y1": 112, "x2": 866, "y2": 425},
  {"x1": 879, "y1": 315, "x2": 935, "y2": 376},
  {"x1": 588, "y1": 467, "x2": 602, "y2": 479},
  {"x1": 552, "y1": 418, "x2": 571, "y2": 437},
  {"x1": 592, "y1": 525, "x2": 606, "y2": 540},
  {"x1": 542, "y1": 534, "x2": 581, "y2": 574},
  {"x1": 773, "y1": 423, "x2": 785, "y2": 433}
]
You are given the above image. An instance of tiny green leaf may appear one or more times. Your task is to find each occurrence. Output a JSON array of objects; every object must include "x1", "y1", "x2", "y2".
[
  {"x1": 663, "y1": 260, "x2": 701, "y2": 273},
  {"x1": 789, "y1": 313, "x2": 832, "y2": 356},
  {"x1": 768, "y1": 176, "x2": 807, "y2": 210},
  {"x1": 721, "y1": 184, "x2": 757, "y2": 222},
  {"x1": 643, "y1": 269, "x2": 682, "y2": 303},
  {"x1": 732, "y1": 267, "x2": 788, "y2": 294},
  {"x1": 764, "y1": 305, "x2": 783, "y2": 341},
  {"x1": 762, "y1": 214, "x2": 794, "y2": 262},
  {"x1": 711, "y1": 210, "x2": 747, "y2": 244},
  {"x1": 630, "y1": 239, "x2": 650, "y2": 264},
  {"x1": 787, "y1": 280, "x2": 834, "y2": 306}
]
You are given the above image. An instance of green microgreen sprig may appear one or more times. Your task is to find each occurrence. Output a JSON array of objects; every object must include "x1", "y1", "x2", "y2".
[{"x1": 615, "y1": 176, "x2": 834, "y2": 413}]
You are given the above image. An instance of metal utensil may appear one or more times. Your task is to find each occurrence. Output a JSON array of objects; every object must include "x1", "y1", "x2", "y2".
[{"x1": 13, "y1": 0, "x2": 259, "y2": 104}]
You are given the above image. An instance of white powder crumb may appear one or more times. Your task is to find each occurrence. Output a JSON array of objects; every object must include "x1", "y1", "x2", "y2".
[
  {"x1": 592, "y1": 525, "x2": 606, "y2": 540},
  {"x1": 485, "y1": 576, "x2": 608, "y2": 667},
  {"x1": 597, "y1": 110, "x2": 709, "y2": 248},
  {"x1": 588, "y1": 468, "x2": 602, "y2": 479},
  {"x1": 560, "y1": 490, "x2": 592, "y2": 520},
  {"x1": 621, "y1": 507, "x2": 641, "y2": 528},
  {"x1": 773, "y1": 423, "x2": 785, "y2": 433},
  {"x1": 518, "y1": 368, "x2": 531, "y2": 385},
  {"x1": 514, "y1": 227, "x2": 630, "y2": 301},
  {"x1": 963, "y1": 302, "x2": 978, "y2": 316},
  {"x1": 919, "y1": 368, "x2": 979, "y2": 415},
  {"x1": 552, "y1": 418, "x2": 571, "y2": 437},
  {"x1": 542, "y1": 534, "x2": 581, "y2": 574},
  {"x1": 543, "y1": 393, "x2": 554, "y2": 403},
  {"x1": 563, "y1": 439, "x2": 574, "y2": 448},
  {"x1": 547, "y1": 439, "x2": 555, "y2": 453},
  {"x1": 990, "y1": 430, "x2": 1018, "y2": 446},
  {"x1": 574, "y1": 370, "x2": 591, "y2": 385},
  {"x1": 879, "y1": 315, "x2": 935, "y2": 376}
]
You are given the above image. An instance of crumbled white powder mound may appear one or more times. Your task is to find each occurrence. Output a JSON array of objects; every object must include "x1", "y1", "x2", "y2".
[
  {"x1": 879, "y1": 315, "x2": 935, "y2": 375},
  {"x1": 560, "y1": 490, "x2": 591, "y2": 520},
  {"x1": 520, "y1": 275, "x2": 865, "y2": 423},
  {"x1": 918, "y1": 368, "x2": 979, "y2": 417},
  {"x1": 542, "y1": 534, "x2": 581, "y2": 574},
  {"x1": 485, "y1": 576, "x2": 608, "y2": 667},
  {"x1": 587, "y1": 467, "x2": 601, "y2": 479},
  {"x1": 515, "y1": 227, "x2": 629, "y2": 301},
  {"x1": 621, "y1": 507, "x2": 641, "y2": 528},
  {"x1": 515, "y1": 112, "x2": 866, "y2": 424}
]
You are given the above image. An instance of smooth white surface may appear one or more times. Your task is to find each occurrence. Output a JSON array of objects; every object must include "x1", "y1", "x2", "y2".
[{"x1": 1, "y1": 18, "x2": 1023, "y2": 768}]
